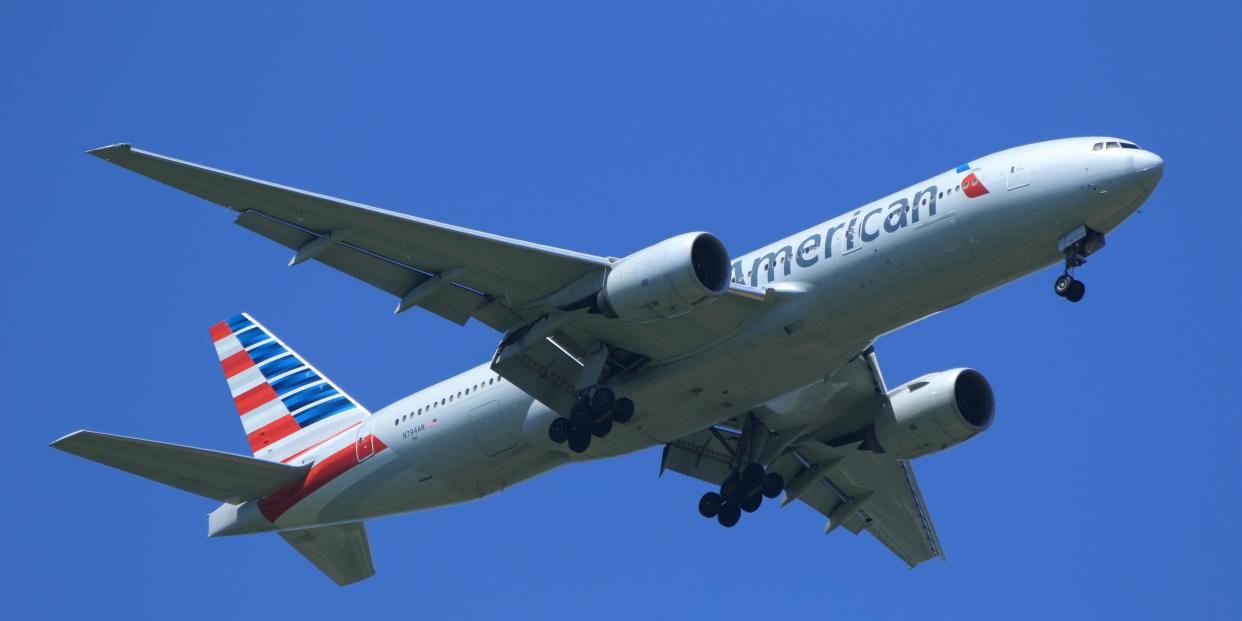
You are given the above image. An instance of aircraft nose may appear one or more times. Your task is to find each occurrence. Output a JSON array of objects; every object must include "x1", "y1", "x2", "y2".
[{"x1": 1132, "y1": 150, "x2": 1164, "y2": 192}]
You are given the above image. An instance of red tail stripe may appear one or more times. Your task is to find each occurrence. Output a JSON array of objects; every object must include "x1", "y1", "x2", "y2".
[
  {"x1": 220, "y1": 350, "x2": 255, "y2": 378},
  {"x1": 246, "y1": 415, "x2": 301, "y2": 452},
  {"x1": 258, "y1": 436, "x2": 387, "y2": 521},
  {"x1": 235, "y1": 382, "x2": 279, "y2": 416},
  {"x1": 209, "y1": 321, "x2": 232, "y2": 342}
]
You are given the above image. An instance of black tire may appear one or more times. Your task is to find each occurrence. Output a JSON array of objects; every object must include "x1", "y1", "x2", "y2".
[
  {"x1": 698, "y1": 492, "x2": 722, "y2": 518},
  {"x1": 590, "y1": 417, "x2": 613, "y2": 438},
  {"x1": 742, "y1": 463, "x2": 765, "y2": 489},
  {"x1": 589, "y1": 387, "x2": 616, "y2": 414},
  {"x1": 720, "y1": 476, "x2": 742, "y2": 503},
  {"x1": 717, "y1": 503, "x2": 741, "y2": 528},
  {"x1": 548, "y1": 417, "x2": 570, "y2": 444},
  {"x1": 761, "y1": 472, "x2": 785, "y2": 499},
  {"x1": 1054, "y1": 274, "x2": 1074, "y2": 297},
  {"x1": 1065, "y1": 280, "x2": 1086, "y2": 303},
  {"x1": 611, "y1": 397, "x2": 635, "y2": 424},
  {"x1": 740, "y1": 493, "x2": 762, "y2": 513},
  {"x1": 570, "y1": 401, "x2": 592, "y2": 427},
  {"x1": 567, "y1": 428, "x2": 591, "y2": 453}
]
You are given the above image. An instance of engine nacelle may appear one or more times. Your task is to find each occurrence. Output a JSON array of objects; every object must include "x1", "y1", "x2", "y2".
[
  {"x1": 871, "y1": 368, "x2": 995, "y2": 460},
  {"x1": 596, "y1": 232, "x2": 731, "y2": 324}
]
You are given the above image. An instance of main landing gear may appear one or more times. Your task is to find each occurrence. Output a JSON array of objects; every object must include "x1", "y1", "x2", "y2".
[
  {"x1": 546, "y1": 387, "x2": 634, "y2": 454},
  {"x1": 697, "y1": 463, "x2": 784, "y2": 528},
  {"x1": 1054, "y1": 225, "x2": 1105, "y2": 304}
]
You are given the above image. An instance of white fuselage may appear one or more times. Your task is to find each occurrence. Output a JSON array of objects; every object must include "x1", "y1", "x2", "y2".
[{"x1": 220, "y1": 137, "x2": 1163, "y2": 533}]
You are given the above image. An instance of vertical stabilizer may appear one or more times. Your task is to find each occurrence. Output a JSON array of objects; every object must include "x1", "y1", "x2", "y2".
[{"x1": 210, "y1": 313, "x2": 368, "y2": 463}]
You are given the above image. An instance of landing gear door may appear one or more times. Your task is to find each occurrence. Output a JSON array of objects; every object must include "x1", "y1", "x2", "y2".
[{"x1": 355, "y1": 421, "x2": 375, "y2": 462}]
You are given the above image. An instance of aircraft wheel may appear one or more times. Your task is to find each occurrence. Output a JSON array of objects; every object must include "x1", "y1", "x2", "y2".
[
  {"x1": 567, "y1": 428, "x2": 591, "y2": 453},
  {"x1": 570, "y1": 401, "x2": 592, "y2": 427},
  {"x1": 1054, "y1": 274, "x2": 1074, "y2": 297},
  {"x1": 1065, "y1": 280, "x2": 1086, "y2": 303},
  {"x1": 698, "y1": 492, "x2": 722, "y2": 518},
  {"x1": 611, "y1": 397, "x2": 635, "y2": 424},
  {"x1": 717, "y1": 503, "x2": 741, "y2": 528},
  {"x1": 761, "y1": 472, "x2": 785, "y2": 499},
  {"x1": 589, "y1": 417, "x2": 613, "y2": 438},
  {"x1": 740, "y1": 493, "x2": 762, "y2": 513},
  {"x1": 589, "y1": 387, "x2": 616, "y2": 414},
  {"x1": 548, "y1": 417, "x2": 570, "y2": 444}
]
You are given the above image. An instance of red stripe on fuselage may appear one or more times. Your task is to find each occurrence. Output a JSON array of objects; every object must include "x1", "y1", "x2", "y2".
[
  {"x1": 258, "y1": 434, "x2": 387, "y2": 522},
  {"x1": 235, "y1": 382, "x2": 279, "y2": 415},
  {"x1": 247, "y1": 415, "x2": 301, "y2": 452},
  {"x1": 209, "y1": 322, "x2": 232, "y2": 342},
  {"x1": 221, "y1": 350, "x2": 255, "y2": 378}
]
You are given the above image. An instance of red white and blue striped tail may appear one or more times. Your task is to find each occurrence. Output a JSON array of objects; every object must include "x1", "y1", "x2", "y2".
[{"x1": 209, "y1": 313, "x2": 368, "y2": 463}]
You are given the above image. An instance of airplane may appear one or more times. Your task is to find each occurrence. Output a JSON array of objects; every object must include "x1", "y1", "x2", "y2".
[{"x1": 53, "y1": 137, "x2": 1163, "y2": 585}]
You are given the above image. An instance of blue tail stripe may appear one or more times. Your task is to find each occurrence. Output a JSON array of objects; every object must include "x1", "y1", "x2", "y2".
[
  {"x1": 226, "y1": 315, "x2": 253, "y2": 331},
  {"x1": 258, "y1": 355, "x2": 302, "y2": 379},
  {"x1": 271, "y1": 369, "x2": 321, "y2": 396},
  {"x1": 295, "y1": 397, "x2": 355, "y2": 426},
  {"x1": 283, "y1": 382, "x2": 338, "y2": 412},
  {"x1": 234, "y1": 326, "x2": 270, "y2": 348},
  {"x1": 248, "y1": 342, "x2": 287, "y2": 364}
]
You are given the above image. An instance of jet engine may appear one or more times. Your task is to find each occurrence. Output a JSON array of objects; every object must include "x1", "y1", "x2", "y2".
[
  {"x1": 596, "y1": 232, "x2": 731, "y2": 324},
  {"x1": 870, "y1": 368, "x2": 995, "y2": 460}
]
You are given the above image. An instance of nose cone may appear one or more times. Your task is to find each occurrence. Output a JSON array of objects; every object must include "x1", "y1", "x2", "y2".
[{"x1": 1133, "y1": 150, "x2": 1164, "y2": 192}]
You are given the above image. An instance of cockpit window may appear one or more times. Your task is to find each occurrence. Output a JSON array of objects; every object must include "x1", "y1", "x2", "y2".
[
  {"x1": 1120, "y1": 142, "x2": 1140, "y2": 149},
  {"x1": 1106, "y1": 141, "x2": 1121, "y2": 149},
  {"x1": 1092, "y1": 142, "x2": 1103, "y2": 151}
]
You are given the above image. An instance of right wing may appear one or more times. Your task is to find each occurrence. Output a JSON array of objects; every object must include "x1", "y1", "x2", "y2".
[
  {"x1": 279, "y1": 522, "x2": 375, "y2": 586},
  {"x1": 661, "y1": 349, "x2": 944, "y2": 567}
]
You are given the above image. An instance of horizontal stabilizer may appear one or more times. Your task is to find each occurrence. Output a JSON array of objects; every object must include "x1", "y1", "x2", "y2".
[
  {"x1": 280, "y1": 522, "x2": 375, "y2": 586},
  {"x1": 51, "y1": 430, "x2": 308, "y2": 504}
]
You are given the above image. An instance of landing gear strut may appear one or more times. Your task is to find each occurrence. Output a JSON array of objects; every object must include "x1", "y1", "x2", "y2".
[
  {"x1": 546, "y1": 386, "x2": 635, "y2": 454},
  {"x1": 694, "y1": 414, "x2": 785, "y2": 528},
  {"x1": 1054, "y1": 226, "x2": 1104, "y2": 304}
]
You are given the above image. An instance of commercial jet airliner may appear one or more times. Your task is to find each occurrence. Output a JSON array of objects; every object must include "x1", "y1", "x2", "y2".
[{"x1": 54, "y1": 138, "x2": 1163, "y2": 584}]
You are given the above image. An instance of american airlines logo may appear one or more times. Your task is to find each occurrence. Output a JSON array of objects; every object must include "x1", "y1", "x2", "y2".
[{"x1": 731, "y1": 183, "x2": 950, "y2": 287}]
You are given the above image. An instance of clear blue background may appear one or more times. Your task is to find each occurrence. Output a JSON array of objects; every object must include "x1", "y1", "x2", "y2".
[{"x1": 4, "y1": 2, "x2": 1239, "y2": 618}]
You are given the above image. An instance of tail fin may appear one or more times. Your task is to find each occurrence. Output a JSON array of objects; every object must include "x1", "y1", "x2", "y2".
[{"x1": 210, "y1": 313, "x2": 367, "y2": 462}]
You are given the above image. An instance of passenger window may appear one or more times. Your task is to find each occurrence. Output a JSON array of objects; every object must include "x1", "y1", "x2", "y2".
[{"x1": 489, "y1": 378, "x2": 494, "y2": 385}]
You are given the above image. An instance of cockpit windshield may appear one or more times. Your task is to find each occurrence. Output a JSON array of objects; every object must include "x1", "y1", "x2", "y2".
[{"x1": 1092, "y1": 141, "x2": 1141, "y2": 151}]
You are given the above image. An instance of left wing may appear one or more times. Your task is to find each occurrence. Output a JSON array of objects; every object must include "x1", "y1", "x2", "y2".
[
  {"x1": 89, "y1": 144, "x2": 768, "y2": 415},
  {"x1": 661, "y1": 349, "x2": 944, "y2": 567},
  {"x1": 87, "y1": 143, "x2": 609, "y2": 331}
]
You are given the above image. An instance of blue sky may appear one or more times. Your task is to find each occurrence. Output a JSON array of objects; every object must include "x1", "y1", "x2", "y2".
[{"x1": 4, "y1": 2, "x2": 1239, "y2": 618}]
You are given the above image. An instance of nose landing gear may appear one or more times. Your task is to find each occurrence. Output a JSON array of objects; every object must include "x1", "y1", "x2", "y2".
[
  {"x1": 1054, "y1": 273, "x2": 1086, "y2": 303},
  {"x1": 1054, "y1": 225, "x2": 1105, "y2": 303}
]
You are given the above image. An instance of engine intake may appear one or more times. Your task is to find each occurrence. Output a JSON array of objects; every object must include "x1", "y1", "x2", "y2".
[
  {"x1": 871, "y1": 368, "x2": 995, "y2": 460},
  {"x1": 597, "y1": 232, "x2": 731, "y2": 324}
]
